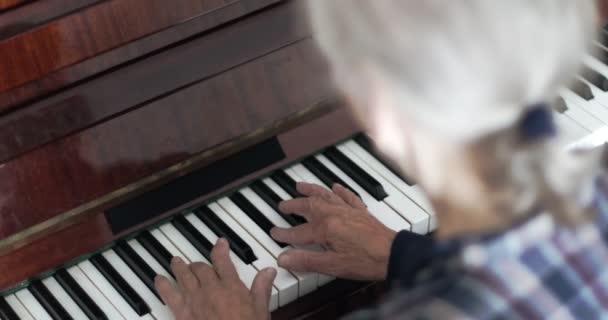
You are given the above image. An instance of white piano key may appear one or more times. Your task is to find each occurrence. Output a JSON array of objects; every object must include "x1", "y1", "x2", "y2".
[
  {"x1": 314, "y1": 154, "x2": 412, "y2": 232},
  {"x1": 102, "y1": 249, "x2": 174, "y2": 320},
  {"x1": 5, "y1": 294, "x2": 34, "y2": 320},
  {"x1": 554, "y1": 110, "x2": 590, "y2": 143},
  {"x1": 79, "y1": 260, "x2": 153, "y2": 320},
  {"x1": 564, "y1": 86, "x2": 608, "y2": 126},
  {"x1": 127, "y1": 239, "x2": 175, "y2": 283},
  {"x1": 207, "y1": 203, "x2": 299, "y2": 307},
  {"x1": 150, "y1": 228, "x2": 192, "y2": 263},
  {"x1": 262, "y1": 178, "x2": 292, "y2": 200},
  {"x1": 559, "y1": 90, "x2": 606, "y2": 132},
  {"x1": 15, "y1": 289, "x2": 52, "y2": 320},
  {"x1": 218, "y1": 195, "x2": 318, "y2": 296},
  {"x1": 337, "y1": 144, "x2": 429, "y2": 234},
  {"x1": 288, "y1": 165, "x2": 329, "y2": 189},
  {"x1": 184, "y1": 213, "x2": 258, "y2": 287},
  {"x1": 342, "y1": 140, "x2": 438, "y2": 228},
  {"x1": 41, "y1": 277, "x2": 89, "y2": 320},
  {"x1": 158, "y1": 223, "x2": 209, "y2": 264},
  {"x1": 67, "y1": 266, "x2": 125, "y2": 320}
]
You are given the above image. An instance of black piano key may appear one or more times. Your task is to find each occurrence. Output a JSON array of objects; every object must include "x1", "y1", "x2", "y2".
[
  {"x1": 114, "y1": 241, "x2": 162, "y2": 302},
  {"x1": 354, "y1": 134, "x2": 416, "y2": 186},
  {"x1": 90, "y1": 255, "x2": 151, "y2": 316},
  {"x1": 249, "y1": 181, "x2": 306, "y2": 227},
  {"x1": 0, "y1": 296, "x2": 19, "y2": 320},
  {"x1": 601, "y1": 29, "x2": 608, "y2": 47},
  {"x1": 55, "y1": 270, "x2": 108, "y2": 320},
  {"x1": 582, "y1": 66, "x2": 608, "y2": 91},
  {"x1": 229, "y1": 192, "x2": 288, "y2": 247},
  {"x1": 29, "y1": 280, "x2": 72, "y2": 320},
  {"x1": 172, "y1": 216, "x2": 213, "y2": 261},
  {"x1": 554, "y1": 97, "x2": 569, "y2": 114},
  {"x1": 195, "y1": 206, "x2": 257, "y2": 264},
  {"x1": 593, "y1": 44, "x2": 608, "y2": 66},
  {"x1": 270, "y1": 171, "x2": 303, "y2": 199},
  {"x1": 302, "y1": 157, "x2": 360, "y2": 197},
  {"x1": 323, "y1": 146, "x2": 389, "y2": 201},
  {"x1": 138, "y1": 231, "x2": 175, "y2": 277},
  {"x1": 570, "y1": 78, "x2": 594, "y2": 100}
]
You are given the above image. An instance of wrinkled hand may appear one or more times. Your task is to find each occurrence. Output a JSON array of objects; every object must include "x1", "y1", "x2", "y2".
[
  {"x1": 271, "y1": 182, "x2": 396, "y2": 281},
  {"x1": 154, "y1": 239, "x2": 276, "y2": 320}
]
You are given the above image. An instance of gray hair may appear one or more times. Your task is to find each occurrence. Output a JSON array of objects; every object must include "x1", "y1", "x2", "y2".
[{"x1": 307, "y1": 0, "x2": 601, "y2": 224}]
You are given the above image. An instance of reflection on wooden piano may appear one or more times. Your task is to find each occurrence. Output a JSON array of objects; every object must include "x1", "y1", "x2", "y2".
[{"x1": 3, "y1": 0, "x2": 608, "y2": 319}]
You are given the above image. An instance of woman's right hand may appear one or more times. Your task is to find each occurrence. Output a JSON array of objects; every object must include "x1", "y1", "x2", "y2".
[{"x1": 270, "y1": 182, "x2": 397, "y2": 281}]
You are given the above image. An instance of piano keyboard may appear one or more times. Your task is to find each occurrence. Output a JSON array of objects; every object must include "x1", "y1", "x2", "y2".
[
  {"x1": 5, "y1": 27, "x2": 608, "y2": 320},
  {"x1": 0, "y1": 135, "x2": 435, "y2": 320}
]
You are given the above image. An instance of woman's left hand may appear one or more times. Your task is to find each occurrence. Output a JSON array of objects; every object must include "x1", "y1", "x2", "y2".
[{"x1": 154, "y1": 238, "x2": 276, "y2": 320}]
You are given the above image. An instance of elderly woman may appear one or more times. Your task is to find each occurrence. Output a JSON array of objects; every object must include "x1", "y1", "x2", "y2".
[{"x1": 155, "y1": 1, "x2": 608, "y2": 319}]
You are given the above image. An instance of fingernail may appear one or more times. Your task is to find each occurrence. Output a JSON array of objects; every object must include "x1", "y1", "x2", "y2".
[
  {"x1": 264, "y1": 267, "x2": 277, "y2": 277},
  {"x1": 278, "y1": 201, "x2": 286, "y2": 212},
  {"x1": 216, "y1": 238, "x2": 228, "y2": 247},
  {"x1": 171, "y1": 256, "x2": 184, "y2": 265},
  {"x1": 277, "y1": 253, "x2": 290, "y2": 266}
]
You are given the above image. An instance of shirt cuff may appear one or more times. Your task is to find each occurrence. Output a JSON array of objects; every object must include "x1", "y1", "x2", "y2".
[{"x1": 386, "y1": 230, "x2": 436, "y2": 286}]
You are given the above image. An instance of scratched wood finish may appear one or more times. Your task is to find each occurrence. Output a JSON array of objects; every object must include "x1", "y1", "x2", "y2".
[
  {"x1": 0, "y1": 0, "x2": 283, "y2": 97},
  {"x1": 0, "y1": 0, "x2": 280, "y2": 113},
  {"x1": 0, "y1": 106, "x2": 361, "y2": 290},
  {"x1": 0, "y1": 0, "x2": 106, "y2": 40},
  {"x1": 0, "y1": 39, "x2": 331, "y2": 240},
  {"x1": 0, "y1": 1, "x2": 309, "y2": 164}
]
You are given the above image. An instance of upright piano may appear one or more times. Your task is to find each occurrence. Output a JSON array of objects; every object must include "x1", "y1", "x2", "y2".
[{"x1": 2, "y1": 1, "x2": 608, "y2": 319}]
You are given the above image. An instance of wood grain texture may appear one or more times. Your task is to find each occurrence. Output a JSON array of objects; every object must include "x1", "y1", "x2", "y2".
[
  {"x1": 0, "y1": 38, "x2": 331, "y2": 241},
  {"x1": 0, "y1": 107, "x2": 361, "y2": 291},
  {"x1": 0, "y1": 0, "x2": 106, "y2": 40},
  {"x1": 0, "y1": 1, "x2": 309, "y2": 164},
  {"x1": 0, "y1": 0, "x2": 281, "y2": 113},
  {"x1": 0, "y1": 0, "x2": 285, "y2": 98},
  {"x1": 0, "y1": 0, "x2": 30, "y2": 12}
]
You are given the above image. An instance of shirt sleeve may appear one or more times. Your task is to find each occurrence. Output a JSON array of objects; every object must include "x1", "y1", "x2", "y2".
[{"x1": 386, "y1": 230, "x2": 437, "y2": 287}]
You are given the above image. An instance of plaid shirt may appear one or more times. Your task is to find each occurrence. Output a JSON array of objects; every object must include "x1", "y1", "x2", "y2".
[{"x1": 345, "y1": 176, "x2": 608, "y2": 320}]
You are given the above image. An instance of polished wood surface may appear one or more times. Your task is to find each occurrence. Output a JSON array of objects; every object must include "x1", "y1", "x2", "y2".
[
  {"x1": 0, "y1": 0, "x2": 280, "y2": 112},
  {"x1": 0, "y1": 1, "x2": 309, "y2": 163},
  {"x1": 0, "y1": 0, "x2": 29, "y2": 12},
  {"x1": 0, "y1": 0, "x2": 105, "y2": 40}
]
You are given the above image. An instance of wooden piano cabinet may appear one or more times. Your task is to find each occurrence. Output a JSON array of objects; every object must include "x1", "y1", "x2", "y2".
[
  {"x1": 0, "y1": 0, "x2": 282, "y2": 113},
  {"x1": 0, "y1": 0, "x2": 29, "y2": 12}
]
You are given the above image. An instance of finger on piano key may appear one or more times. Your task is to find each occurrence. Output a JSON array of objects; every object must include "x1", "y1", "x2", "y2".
[
  {"x1": 90, "y1": 255, "x2": 152, "y2": 316},
  {"x1": 184, "y1": 212, "x2": 279, "y2": 310},
  {"x1": 171, "y1": 216, "x2": 214, "y2": 261},
  {"x1": 127, "y1": 239, "x2": 175, "y2": 283},
  {"x1": 138, "y1": 231, "x2": 176, "y2": 277},
  {"x1": 343, "y1": 140, "x2": 438, "y2": 230},
  {"x1": 114, "y1": 241, "x2": 165, "y2": 301},
  {"x1": 300, "y1": 157, "x2": 360, "y2": 197},
  {"x1": 29, "y1": 280, "x2": 72, "y2": 320},
  {"x1": 41, "y1": 277, "x2": 89, "y2": 320},
  {"x1": 0, "y1": 295, "x2": 20, "y2": 320},
  {"x1": 150, "y1": 228, "x2": 192, "y2": 263},
  {"x1": 195, "y1": 206, "x2": 257, "y2": 264},
  {"x1": 15, "y1": 289, "x2": 53, "y2": 320},
  {"x1": 207, "y1": 203, "x2": 299, "y2": 307},
  {"x1": 250, "y1": 180, "x2": 286, "y2": 217},
  {"x1": 102, "y1": 249, "x2": 173, "y2": 320},
  {"x1": 78, "y1": 260, "x2": 152, "y2": 319},
  {"x1": 337, "y1": 144, "x2": 430, "y2": 234},
  {"x1": 229, "y1": 192, "x2": 288, "y2": 247},
  {"x1": 158, "y1": 223, "x2": 210, "y2": 264},
  {"x1": 217, "y1": 197, "x2": 319, "y2": 296},
  {"x1": 55, "y1": 269, "x2": 107, "y2": 320},
  {"x1": 183, "y1": 213, "x2": 258, "y2": 287},
  {"x1": 323, "y1": 147, "x2": 389, "y2": 201},
  {"x1": 5, "y1": 295, "x2": 34, "y2": 320},
  {"x1": 267, "y1": 171, "x2": 307, "y2": 226},
  {"x1": 315, "y1": 154, "x2": 411, "y2": 232}
]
